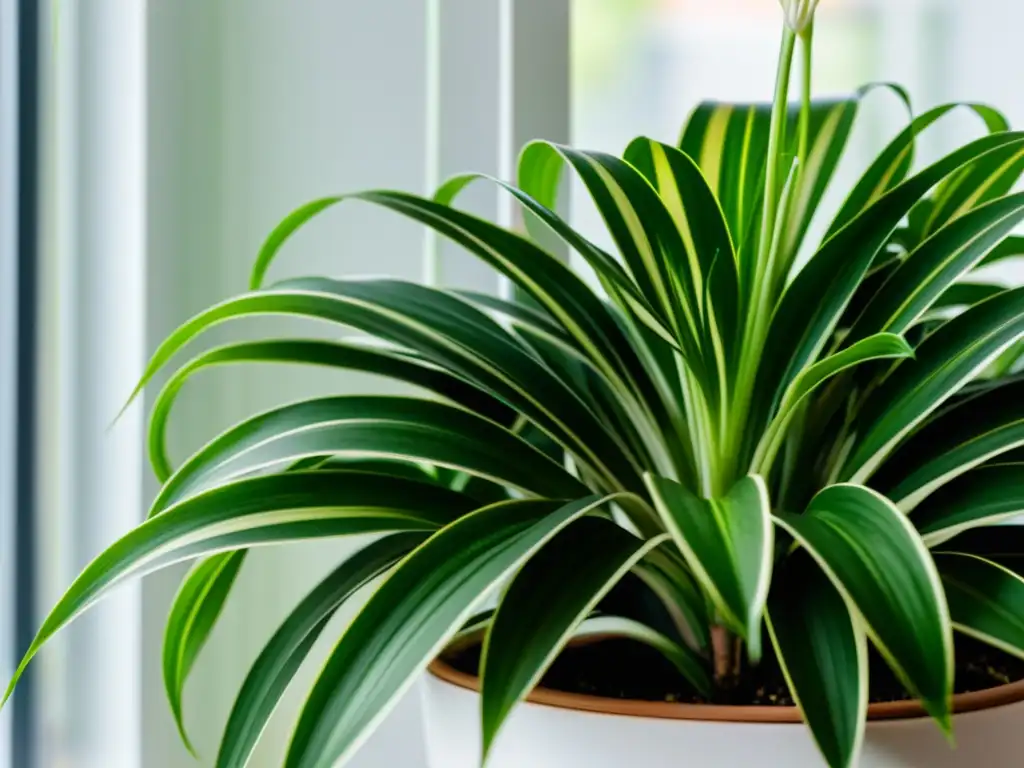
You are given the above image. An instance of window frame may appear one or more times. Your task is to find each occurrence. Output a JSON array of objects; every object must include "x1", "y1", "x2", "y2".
[{"x1": 1, "y1": 0, "x2": 40, "y2": 766}]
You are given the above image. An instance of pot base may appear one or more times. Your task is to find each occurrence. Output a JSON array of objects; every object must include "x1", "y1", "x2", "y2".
[{"x1": 423, "y1": 659, "x2": 1024, "y2": 767}]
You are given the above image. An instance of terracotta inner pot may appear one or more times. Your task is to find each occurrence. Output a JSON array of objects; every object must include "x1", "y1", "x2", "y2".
[{"x1": 427, "y1": 657, "x2": 1024, "y2": 724}]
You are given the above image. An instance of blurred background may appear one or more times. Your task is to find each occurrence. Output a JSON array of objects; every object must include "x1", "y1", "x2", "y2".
[{"x1": 2, "y1": 0, "x2": 1023, "y2": 766}]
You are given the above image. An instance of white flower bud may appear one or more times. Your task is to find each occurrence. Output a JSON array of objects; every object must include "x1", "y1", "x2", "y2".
[{"x1": 779, "y1": 0, "x2": 821, "y2": 34}]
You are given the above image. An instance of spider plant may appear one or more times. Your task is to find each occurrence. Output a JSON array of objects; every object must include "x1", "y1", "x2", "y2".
[{"x1": 8, "y1": 2, "x2": 1024, "y2": 767}]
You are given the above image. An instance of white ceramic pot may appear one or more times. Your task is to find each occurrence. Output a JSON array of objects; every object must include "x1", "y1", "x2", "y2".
[{"x1": 422, "y1": 659, "x2": 1024, "y2": 767}]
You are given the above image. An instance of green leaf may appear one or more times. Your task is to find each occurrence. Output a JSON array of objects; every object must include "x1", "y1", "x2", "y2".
[
  {"x1": 633, "y1": 549, "x2": 710, "y2": 652},
  {"x1": 826, "y1": 103, "x2": 1007, "y2": 238},
  {"x1": 160, "y1": 454, "x2": 358, "y2": 743},
  {"x1": 480, "y1": 519, "x2": 700, "y2": 757},
  {"x1": 511, "y1": 143, "x2": 684, "y2": 361},
  {"x1": 644, "y1": 474, "x2": 772, "y2": 658},
  {"x1": 451, "y1": 289, "x2": 573, "y2": 346},
  {"x1": 845, "y1": 286, "x2": 1024, "y2": 483},
  {"x1": 979, "y1": 234, "x2": 1024, "y2": 267},
  {"x1": 567, "y1": 615, "x2": 710, "y2": 685},
  {"x1": 444, "y1": 613, "x2": 711, "y2": 698},
  {"x1": 935, "y1": 552, "x2": 1024, "y2": 660},
  {"x1": 913, "y1": 465, "x2": 1024, "y2": 547},
  {"x1": 516, "y1": 143, "x2": 720, "y2": 399},
  {"x1": 128, "y1": 277, "x2": 642, "y2": 491},
  {"x1": 680, "y1": 96, "x2": 862, "y2": 258},
  {"x1": 216, "y1": 533, "x2": 426, "y2": 768},
  {"x1": 931, "y1": 282, "x2": 1006, "y2": 311},
  {"x1": 163, "y1": 551, "x2": 247, "y2": 754},
  {"x1": 3, "y1": 471, "x2": 471, "y2": 706},
  {"x1": 873, "y1": 376, "x2": 1024, "y2": 510},
  {"x1": 624, "y1": 137, "x2": 740, "y2": 398},
  {"x1": 753, "y1": 333, "x2": 914, "y2": 472},
  {"x1": 435, "y1": 167, "x2": 673, "y2": 348},
  {"x1": 847, "y1": 192, "x2": 1024, "y2": 342},
  {"x1": 151, "y1": 397, "x2": 585, "y2": 524},
  {"x1": 510, "y1": 322, "x2": 670, "y2": 484},
  {"x1": 756, "y1": 132, "x2": 1024, "y2": 463},
  {"x1": 282, "y1": 494, "x2": 620, "y2": 768},
  {"x1": 774, "y1": 485, "x2": 953, "y2": 731},
  {"x1": 251, "y1": 189, "x2": 655, "y2": 426},
  {"x1": 158, "y1": 396, "x2": 587, "y2": 504},
  {"x1": 767, "y1": 552, "x2": 867, "y2": 768},
  {"x1": 923, "y1": 141, "x2": 1024, "y2": 241},
  {"x1": 147, "y1": 339, "x2": 512, "y2": 482}
]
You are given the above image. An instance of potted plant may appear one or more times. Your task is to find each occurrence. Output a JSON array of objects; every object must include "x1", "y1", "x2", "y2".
[{"x1": 7, "y1": 0, "x2": 1024, "y2": 765}]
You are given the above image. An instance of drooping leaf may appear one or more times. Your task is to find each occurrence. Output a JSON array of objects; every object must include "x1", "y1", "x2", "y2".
[
  {"x1": 282, "y1": 494, "x2": 619, "y2": 768},
  {"x1": 265, "y1": 280, "x2": 643, "y2": 487},
  {"x1": 767, "y1": 551, "x2": 867, "y2": 768},
  {"x1": 451, "y1": 289, "x2": 573, "y2": 345},
  {"x1": 872, "y1": 375, "x2": 1024, "y2": 510},
  {"x1": 826, "y1": 102, "x2": 1007, "y2": 238},
  {"x1": 158, "y1": 396, "x2": 588, "y2": 504},
  {"x1": 845, "y1": 286, "x2": 1024, "y2": 483},
  {"x1": 756, "y1": 132, "x2": 1024, "y2": 466},
  {"x1": 164, "y1": 550, "x2": 247, "y2": 754},
  {"x1": 512, "y1": 323, "x2": 668, "y2": 485},
  {"x1": 935, "y1": 552, "x2": 1024, "y2": 660},
  {"x1": 847, "y1": 192, "x2": 1024, "y2": 342},
  {"x1": 216, "y1": 533, "x2": 426, "y2": 768},
  {"x1": 479, "y1": 518, "x2": 701, "y2": 757},
  {"x1": 250, "y1": 189, "x2": 655, "y2": 421},
  {"x1": 539, "y1": 144, "x2": 713, "y2": 386},
  {"x1": 3, "y1": 471, "x2": 472, "y2": 706},
  {"x1": 633, "y1": 548, "x2": 710, "y2": 652},
  {"x1": 913, "y1": 465, "x2": 1024, "y2": 547},
  {"x1": 147, "y1": 339, "x2": 512, "y2": 482},
  {"x1": 753, "y1": 333, "x2": 914, "y2": 472},
  {"x1": 435, "y1": 167, "x2": 673, "y2": 348},
  {"x1": 126, "y1": 278, "x2": 642, "y2": 491},
  {"x1": 645, "y1": 474, "x2": 772, "y2": 658},
  {"x1": 774, "y1": 484, "x2": 953, "y2": 731}
]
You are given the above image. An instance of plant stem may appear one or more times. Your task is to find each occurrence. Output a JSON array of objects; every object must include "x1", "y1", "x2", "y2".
[
  {"x1": 711, "y1": 625, "x2": 742, "y2": 694},
  {"x1": 796, "y1": 22, "x2": 814, "y2": 174},
  {"x1": 771, "y1": 21, "x2": 815, "y2": 295},
  {"x1": 751, "y1": 26, "x2": 797, "y2": 317},
  {"x1": 725, "y1": 27, "x2": 797, "y2": 482}
]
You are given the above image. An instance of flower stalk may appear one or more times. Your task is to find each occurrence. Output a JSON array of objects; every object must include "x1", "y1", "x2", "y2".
[
  {"x1": 725, "y1": 24, "x2": 797, "y2": 483},
  {"x1": 770, "y1": 17, "x2": 816, "y2": 299},
  {"x1": 780, "y1": 0, "x2": 822, "y2": 35}
]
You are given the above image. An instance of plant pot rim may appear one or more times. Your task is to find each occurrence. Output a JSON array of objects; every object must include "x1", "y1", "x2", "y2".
[{"x1": 427, "y1": 657, "x2": 1024, "y2": 724}]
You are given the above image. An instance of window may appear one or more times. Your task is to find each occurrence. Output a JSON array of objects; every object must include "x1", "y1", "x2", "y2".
[
  {"x1": 1, "y1": 1, "x2": 39, "y2": 766},
  {"x1": 570, "y1": 0, "x2": 1024, "y2": 289},
  {"x1": 7, "y1": 2, "x2": 1024, "y2": 767}
]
